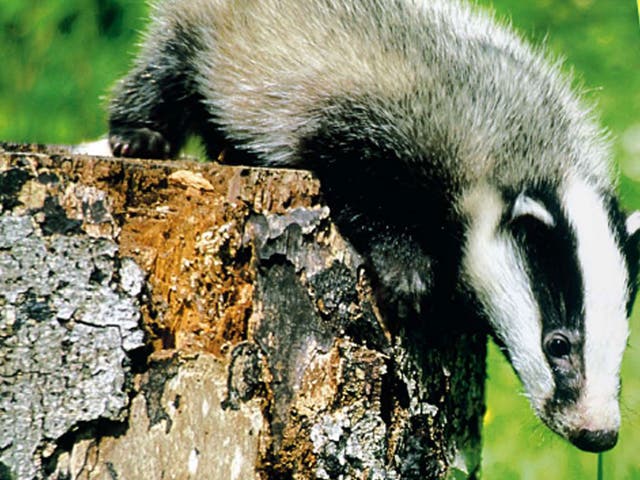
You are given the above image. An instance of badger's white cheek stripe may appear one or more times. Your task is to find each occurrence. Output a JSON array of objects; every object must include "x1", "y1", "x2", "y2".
[
  {"x1": 563, "y1": 177, "x2": 629, "y2": 431},
  {"x1": 461, "y1": 185, "x2": 554, "y2": 412}
]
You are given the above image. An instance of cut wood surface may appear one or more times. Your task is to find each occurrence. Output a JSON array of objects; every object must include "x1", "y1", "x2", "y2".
[{"x1": 0, "y1": 143, "x2": 486, "y2": 479}]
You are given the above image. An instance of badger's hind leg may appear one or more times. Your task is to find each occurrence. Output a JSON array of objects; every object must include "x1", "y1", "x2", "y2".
[{"x1": 109, "y1": 24, "x2": 210, "y2": 159}]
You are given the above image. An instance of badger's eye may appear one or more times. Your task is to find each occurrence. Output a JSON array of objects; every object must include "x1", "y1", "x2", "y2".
[{"x1": 544, "y1": 333, "x2": 571, "y2": 358}]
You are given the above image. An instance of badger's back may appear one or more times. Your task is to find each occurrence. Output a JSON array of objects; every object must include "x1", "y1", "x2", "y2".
[{"x1": 152, "y1": 0, "x2": 611, "y2": 193}]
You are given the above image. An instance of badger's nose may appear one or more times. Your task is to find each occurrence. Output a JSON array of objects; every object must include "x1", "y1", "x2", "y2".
[{"x1": 571, "y1": 429, "x2": 618, "y2": 452}]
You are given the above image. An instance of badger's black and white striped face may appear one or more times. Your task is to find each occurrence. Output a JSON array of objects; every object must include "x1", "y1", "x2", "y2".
[{"x1": 461, "y1": 178, "x2": 639, "y2": 452}]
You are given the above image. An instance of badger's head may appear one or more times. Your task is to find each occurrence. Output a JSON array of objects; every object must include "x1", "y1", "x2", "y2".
[{"x1": 460, "y1": 177, "x2": 640, "y2": 452}]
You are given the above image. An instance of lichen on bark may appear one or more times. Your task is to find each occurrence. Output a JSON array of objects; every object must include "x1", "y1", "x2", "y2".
[{"x1": 0, "y1": 152, "x2": 146, "y2": 479}]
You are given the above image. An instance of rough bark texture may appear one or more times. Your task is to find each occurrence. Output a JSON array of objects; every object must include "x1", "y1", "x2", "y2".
[{"x1": 0, "y1": 143, "x2": 486, "y2": 480}]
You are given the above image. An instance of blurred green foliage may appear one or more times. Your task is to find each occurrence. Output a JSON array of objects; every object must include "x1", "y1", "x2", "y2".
[
  {"x1": 1, "y1": 0, "x2": 639, "y2": 478},
  {"x1": 0, "y1": 0, "x2": 147, "y2": 144}
]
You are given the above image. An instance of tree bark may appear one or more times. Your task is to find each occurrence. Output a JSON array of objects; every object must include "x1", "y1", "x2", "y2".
[{"x1": 0, "y1": 143, "x2": 486, "y2": 480}]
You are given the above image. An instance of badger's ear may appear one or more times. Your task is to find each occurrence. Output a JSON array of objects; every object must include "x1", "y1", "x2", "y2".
[
  {"x1": 626, "y1": 212, "x2": 640, "y2": 263},
  {"x1": 626, "y1": 211, "x2": 640, "y2": 237},
  {"x1": 626, "y1": 212, "x2": 640, "y2": 300},
  {"x1": 510, "y1": 192, "x2": 556, "y2": 227}
]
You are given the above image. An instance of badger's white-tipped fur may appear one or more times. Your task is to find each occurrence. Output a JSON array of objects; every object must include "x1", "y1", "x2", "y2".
[{"x1": 108, "y1": 0, "x2": 640, "y2": 452}]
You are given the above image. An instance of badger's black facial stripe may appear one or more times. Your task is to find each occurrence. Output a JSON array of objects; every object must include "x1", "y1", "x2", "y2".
[
  {"x1": 542, "y1": 328, "x2": 583, "y2": 403},
  {"x1": 506, "y1": 187, "x2": 584, "y2": 330},
  {"x1": 505, "y1": 186, "x2": 585, "y2": 403}
]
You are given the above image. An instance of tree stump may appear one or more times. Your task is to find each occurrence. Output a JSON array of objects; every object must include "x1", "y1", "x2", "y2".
[{"x1": 0, "y1": 143, "x2": 486, "y2": 480}]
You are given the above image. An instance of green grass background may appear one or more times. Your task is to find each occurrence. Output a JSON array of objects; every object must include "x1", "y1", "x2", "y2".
[{"x1": 1, "y1": 1, "x2": 638, "y2": 478}]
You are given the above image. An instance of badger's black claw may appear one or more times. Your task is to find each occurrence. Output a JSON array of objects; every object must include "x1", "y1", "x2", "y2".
[{"x1": 109, "y1": 127, "x2": 172, "y2": 159}]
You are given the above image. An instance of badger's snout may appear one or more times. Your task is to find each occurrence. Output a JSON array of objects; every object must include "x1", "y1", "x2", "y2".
[
  {"x1": 543, "y1": 396, "x2": 622, "y2": 453},
  {"x1": 570, "y1": 428, "x2": 618, "y2": 452}
]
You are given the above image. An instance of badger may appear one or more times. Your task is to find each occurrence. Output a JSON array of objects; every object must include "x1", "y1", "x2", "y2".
[{"x1": 108, "y1": 0, "x2": 640, "y2": 452}]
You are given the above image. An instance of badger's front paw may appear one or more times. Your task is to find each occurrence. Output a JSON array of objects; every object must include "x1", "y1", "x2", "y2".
[
  {"x1": 368, "y1": 231, "x2": 433, "y2": 318},
  {"x1": 109, "y1": 127, "x2": 172, "y2": 159}
]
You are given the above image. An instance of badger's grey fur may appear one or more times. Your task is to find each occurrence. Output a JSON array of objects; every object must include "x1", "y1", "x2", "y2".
[{"x1": 109, "y1": 0, "x2": 640, "y2": 452}]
